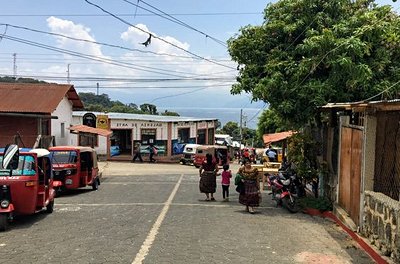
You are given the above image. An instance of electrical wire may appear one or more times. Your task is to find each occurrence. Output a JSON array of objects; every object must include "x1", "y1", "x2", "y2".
[
  {"x1": 84, "y1": 0, "x2": 236, "y2": 70},
  {"x1": 0, "y1": 23, "x2": 202, "y2": 60},
  {"x1": 0, "y1": 73, "x2": 234, "y2": 82},
  {"x1": 0, "y1": 12, "x2": 262, "y2": 17},
  {"x1": 150, "y1": 87, "x2": 207, "y2": 103},
  {"x1": 122, "y1": 0, "x2": 227, "y2": 47},
  {"x1": 1, "y1": 34, "x2": 204, "y2": 78}
]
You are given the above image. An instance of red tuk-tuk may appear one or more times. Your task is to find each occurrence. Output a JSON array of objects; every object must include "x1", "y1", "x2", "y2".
[
  {"x1": 0, "y1": 145, "x2": 55, "y2": 231},
  {"x1": 193, "y1": 145, "x2": 229, "y2": 168},
  {"x1": 49, "y1": 146, "x2": 101, "y2": 193}
]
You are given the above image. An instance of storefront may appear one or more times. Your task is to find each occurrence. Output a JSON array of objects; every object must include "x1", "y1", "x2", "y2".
[{"x1": 72, "y1": 112, "x2": 217, "y2": 161}]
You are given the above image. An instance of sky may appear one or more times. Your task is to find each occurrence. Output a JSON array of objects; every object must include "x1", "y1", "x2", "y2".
[{"x1": 0, "y1": 0, "x2": 399, "y2": 113}]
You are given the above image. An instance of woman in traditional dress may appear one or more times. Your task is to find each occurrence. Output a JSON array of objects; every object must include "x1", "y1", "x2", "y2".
[
  {"x1": 237, "y1": 158, "x2": 260, "y2": 213},
  {"x1": 199, "y1": 153, "x2": 218, "y2": 201}
]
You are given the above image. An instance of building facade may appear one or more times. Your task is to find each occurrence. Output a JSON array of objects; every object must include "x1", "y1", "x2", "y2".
[
  {"x1": 0, "y1": 83, "x2": 83, "y2": 148},
  {"x1": 72, "y1": 112, "x2": 217, "y2": 160}
]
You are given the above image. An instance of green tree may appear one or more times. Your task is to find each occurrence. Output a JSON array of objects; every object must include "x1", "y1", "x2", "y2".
[
  {"x1": 140, "y1": 103, "x2": 158, "y2": 115},
  {"x1": 256, "y1": 108, "x2": 289, "y2": 139},
  {"x1": 161, "y1": 110, "x2": 180, "y2": 116},
  {"x1": 220, "y1": 121, "x2": 240, "y2": 139},
  {"x1": 228, "y1": 0, "x2": 400, "y2": 128}
]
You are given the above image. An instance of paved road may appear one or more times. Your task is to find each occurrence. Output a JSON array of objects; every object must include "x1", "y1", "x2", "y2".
[{"x1": 0, "y1": 162, "x2": 374, "y2": 264}]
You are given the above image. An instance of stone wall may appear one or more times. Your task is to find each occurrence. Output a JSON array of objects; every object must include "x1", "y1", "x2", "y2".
[{"x1": 362, "y1": 191, "x2": 400, "y2": 262}]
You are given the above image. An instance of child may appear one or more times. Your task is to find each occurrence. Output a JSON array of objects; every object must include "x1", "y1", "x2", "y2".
[{"x1": 221, "y1": 164, "x2": 232, "y2": 201}]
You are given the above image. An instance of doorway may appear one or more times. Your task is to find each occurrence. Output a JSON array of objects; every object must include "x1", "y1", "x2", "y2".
[{"x1": 110, "y1": 129, "x2": 132, "y2": 156}]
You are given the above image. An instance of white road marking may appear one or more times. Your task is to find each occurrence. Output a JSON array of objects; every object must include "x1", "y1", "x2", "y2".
[{"x1": 132, "y1": 173, "x2": 184, "y2": 264}]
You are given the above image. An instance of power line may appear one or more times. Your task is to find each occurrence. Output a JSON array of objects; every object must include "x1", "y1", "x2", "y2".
[
  {"x1": 0, "y1": 73, "x2": 234, "y2": 82},
  {"x1": 1, "y1": 34, "x2": 201, "y2": 78},
  {"x1": 122, "y1": 0, "x2": 227, "y2": 47},
  {"x1": 84, "y1": 0, "x2": 236, "y2": 70},
  {"x1": 76, "y1": 83, "x2": 234, "y2": 89},
  {"x1": 150, "y1": 87, "x2": 207, "y2": 103},
  {"x1": 0, "y1": 12, "x2": 262, "y2": 17},
  {"x1": 0, "y1": 23, "x2": 202, "y2": 60}
]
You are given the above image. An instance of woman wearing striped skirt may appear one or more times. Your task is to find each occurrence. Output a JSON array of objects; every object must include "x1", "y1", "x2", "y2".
[
  {"x1": 199, "y1": 153, "x2": 218, "y2": 201},
  {"x1": 237, "y1": 158, "x2": 261, "y2": 214}
]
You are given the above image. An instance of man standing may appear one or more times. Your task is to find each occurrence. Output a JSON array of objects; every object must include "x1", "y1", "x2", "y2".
[
  {"x1": 132, "y1": 142, "x2": 143, "y2": 162},
  {"x1": 266, "y1": 145, "x2": 277, "y2": 162}
]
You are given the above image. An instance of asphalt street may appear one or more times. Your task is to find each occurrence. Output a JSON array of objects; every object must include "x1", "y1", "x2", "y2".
[{"x1": 0, "y1": 162, "x2": 374, "y2": 264}]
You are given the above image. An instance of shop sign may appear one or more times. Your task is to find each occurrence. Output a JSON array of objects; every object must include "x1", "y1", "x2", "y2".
[
  {"x1": 96, "y1": 115, "x2": 109, "y2": 129},
  {"x1": 83, "y1": 113, "x2": 96, "y2": 128},
  {"x1": 114, "y1": 121, "x2": 163, "y2": 128},
  {"x1": 197, "y1": 122, "x2": 207, "y2": 129}
]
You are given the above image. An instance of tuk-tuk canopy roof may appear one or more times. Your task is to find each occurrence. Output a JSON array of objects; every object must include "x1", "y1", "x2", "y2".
[
  {"x1": 50, "y1": 146, "x2": 96, "y2": 153},
  {"x1": 197, "y1": 145, "x2": 228, "y2": 150},
  {"x1": 68, "y1": 125, "x2": 112, "y2": 137},
  {"x1": 263, "y1": 131, "x2": 295, "y2": 145},
  {"x1": 0, "y1": 148, "x2": 50, "y2": 157}
]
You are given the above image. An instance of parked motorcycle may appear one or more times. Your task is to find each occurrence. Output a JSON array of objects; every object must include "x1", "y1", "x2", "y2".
[{"x1": 267, "y1": 170, "x2": 303, "y2": 213}]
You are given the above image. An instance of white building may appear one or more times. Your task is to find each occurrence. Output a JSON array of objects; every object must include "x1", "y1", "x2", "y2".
[{"x1": 72, "y1": 111, "x2": 217, "y2": 161}]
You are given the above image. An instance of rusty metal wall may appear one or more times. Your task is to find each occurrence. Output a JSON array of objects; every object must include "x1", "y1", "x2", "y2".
[{"x1": 374, "y1": 111, "x2": 400, "y2": 201}]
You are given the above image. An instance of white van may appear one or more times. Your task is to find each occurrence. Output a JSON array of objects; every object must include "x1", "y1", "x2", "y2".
[{"x1": 180, "y1": 144, "x2": 201, "y2": 165}]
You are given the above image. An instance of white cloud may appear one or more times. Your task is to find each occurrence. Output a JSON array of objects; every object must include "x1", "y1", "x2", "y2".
[
  {"x1": 121, "y1": 24, "x2": 190, "y2": 54},
  {"x1": 46, "y1": 16, "x2": 103, "y2": 57},
  {"x1": 41, "y1": 18, "x2": 239, "y2": 106}
]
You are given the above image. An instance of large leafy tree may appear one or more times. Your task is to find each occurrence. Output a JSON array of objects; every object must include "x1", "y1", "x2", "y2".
[{"x1": 228, "y1": 0, "x2": 400, "y2": 128}]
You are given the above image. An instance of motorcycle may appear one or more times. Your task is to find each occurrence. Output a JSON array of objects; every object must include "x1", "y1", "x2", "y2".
[{"x1": 267, "y1": 170, "x2": 304, "y2": 213}]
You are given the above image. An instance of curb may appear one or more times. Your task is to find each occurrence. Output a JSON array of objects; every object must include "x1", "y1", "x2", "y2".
[{"x1": 304, "y1": 210, "x2": 389, "y2": 264}]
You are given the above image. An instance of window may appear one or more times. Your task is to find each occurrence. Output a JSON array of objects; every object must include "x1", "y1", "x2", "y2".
[
  {"x1": 197, "y1": 129, "x2": 206, "y2": 144},
  {"x1": 141, "y1": 129, "x2": 156, "y2": 144},
  {"x1": 79, "y1": 134, "x2": 98, "y2": 147},
  {"x1": 61, "y1": 123, "x2": 65, "y2": 138},
  {"x1": 178, "y1": 128, "x2": 190, "y2": 143}
]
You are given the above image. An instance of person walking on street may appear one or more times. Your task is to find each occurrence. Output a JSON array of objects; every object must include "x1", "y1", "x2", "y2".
[
  {"x1": 147, "y1": 144, "x2": 158, "y2": 163},
  {"x1": 132, "y1": 142, "x2": 143, "y2": 162},
  {"x1": 199, "y1": 153, "x2": 218, "y2": 201},
  {"x1": 221, "y1": 164, "x2": 232, "y2": 201},
  {"x1": 237, "y1": 158, "x2": 261, "y2": 214}
]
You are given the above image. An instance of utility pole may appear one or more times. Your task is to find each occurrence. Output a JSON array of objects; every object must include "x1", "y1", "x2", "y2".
[
  {"x1": 13, "y1": 53, "x2": 17, "y2": 78},
  {"x1": 96, "y1": 82, "x2": 99, "y2": 96},
  {"x1": 239, "y1": 108, "x2": 243, "y2": 151},
  {"x1": 67, "y1": 64, "x2": 71, "y2": 84}
]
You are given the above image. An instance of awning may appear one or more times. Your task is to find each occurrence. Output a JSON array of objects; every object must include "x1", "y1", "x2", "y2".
[
  {"x1": 263, "y1": 131, "x2": 295, "y2": 145},
  {"x1": 68, "y1": 125, "x2": 112, "y2": 137}
]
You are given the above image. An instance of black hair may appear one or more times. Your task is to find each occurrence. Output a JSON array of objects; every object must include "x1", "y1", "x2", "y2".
[
  {"x1": 206, "y1": 153, "x2": 213, "y2": 164},
  {"x1": 223, "y1": 164, "x2": 229, "y2": 171}
]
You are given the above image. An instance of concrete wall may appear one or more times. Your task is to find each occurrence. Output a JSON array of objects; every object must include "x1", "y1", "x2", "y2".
[
  {"x1": 362, "y1": 191, "x2": 400, "y2": 262},
  {"x1": 51, "y1": 97, "x2": 73, "y2": 146}
]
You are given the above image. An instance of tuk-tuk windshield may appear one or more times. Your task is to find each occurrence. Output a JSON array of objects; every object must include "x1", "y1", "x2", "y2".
[
  {"x1": 0, "y1": 155, "x2": 36, "y2": 176},
  {"x1": 51, "y1": 151, "x2": 78, "y2": 164}
]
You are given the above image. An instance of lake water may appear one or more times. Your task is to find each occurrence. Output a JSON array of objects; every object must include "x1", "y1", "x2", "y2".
[{"x1": 158, "y1": 107, "x2": 264, "y2": 129}]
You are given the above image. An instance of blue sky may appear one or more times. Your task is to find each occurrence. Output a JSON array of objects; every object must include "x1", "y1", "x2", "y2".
[{"x1": 0, "y1": 0, "x2": 399, "y2": 112}]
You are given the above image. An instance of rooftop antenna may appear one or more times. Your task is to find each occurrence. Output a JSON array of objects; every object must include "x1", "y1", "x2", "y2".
[
  {"x1": 13, "y1": 53, "x2": 17, "y2": 78},
  {"x1": 67, "y1": 64, "x2": 71, "y2": 84}
]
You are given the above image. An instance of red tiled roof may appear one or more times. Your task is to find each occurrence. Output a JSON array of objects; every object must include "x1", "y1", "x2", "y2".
[
  {"x1": 68, "y1": 125, "x2": 112, "y2": 137},
  {"x1": 0, "y1": 83, "x2": 83, "y2": 113},
  {"x1": 263, "y1": 131, "x2": 295, "y2": 144}
]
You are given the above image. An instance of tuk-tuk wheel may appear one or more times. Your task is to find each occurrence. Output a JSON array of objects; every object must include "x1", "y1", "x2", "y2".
[
  {"x1": 92, "y1": 178, "x2": 99, "y2": 191},
  {"x1": 0, "y1": 214, "x2": 9, "y2": 231},
  {"x1": 46, "y1": 200, "x2": 54, "y2": 214}
]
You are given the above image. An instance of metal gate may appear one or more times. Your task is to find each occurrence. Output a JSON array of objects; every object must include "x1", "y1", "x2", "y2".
[{"x1": 339, "y1": 126, "x2": 362, "y2": 226}]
